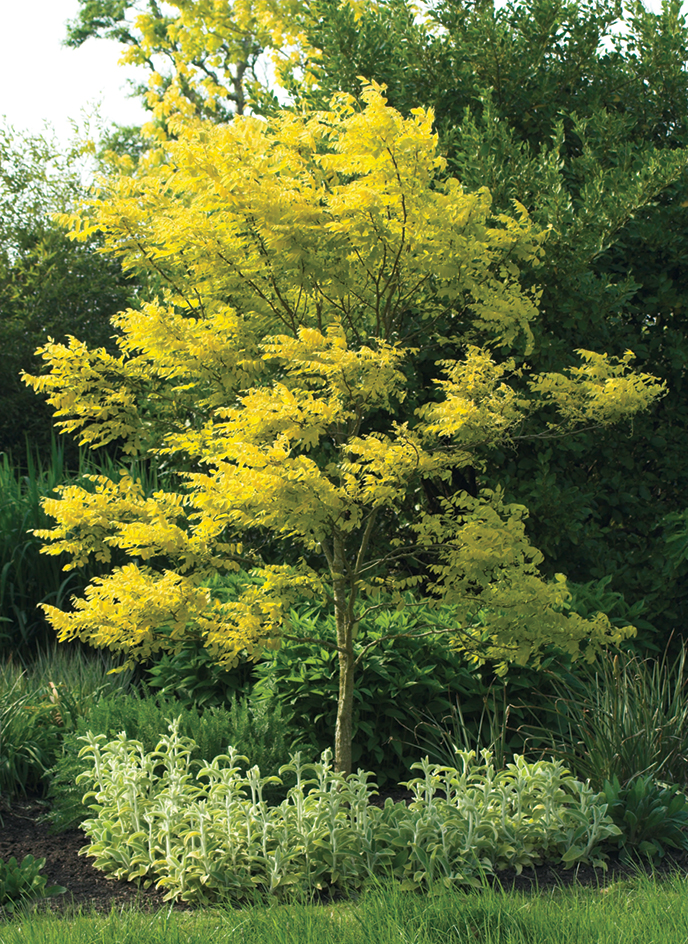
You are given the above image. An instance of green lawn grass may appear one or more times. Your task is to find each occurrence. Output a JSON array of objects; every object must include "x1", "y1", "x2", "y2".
[{"x1": 2, "y1": 872, "x2": 687, "y2": 944}]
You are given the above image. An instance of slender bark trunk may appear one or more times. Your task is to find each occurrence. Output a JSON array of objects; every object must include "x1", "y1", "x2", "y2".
[
  {"x1": 334, "y1": 631, "x2": 355, "y2": 776},
  {"x1": 332, "y1": 533, "x2": 354, "y2": 776}
]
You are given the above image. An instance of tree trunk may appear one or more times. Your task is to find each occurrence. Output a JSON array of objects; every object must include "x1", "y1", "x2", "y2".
[
  {"x1": 334, "y1": 632, "x2": 355, "y2": 776},
  {"x1": 332, "y1": 534, "x2": 354, "y2": 776}
]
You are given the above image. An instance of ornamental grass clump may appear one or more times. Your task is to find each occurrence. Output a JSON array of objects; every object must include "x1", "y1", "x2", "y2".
[
  {"x1": 76, "y1": 720, "x2": 620, "y2": 903},
  {"x1": 519, "y1": 644, "x2": 688, "y2": 789}
]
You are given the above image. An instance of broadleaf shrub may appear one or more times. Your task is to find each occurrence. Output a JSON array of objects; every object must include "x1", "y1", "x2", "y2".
[
  {"x1": 145, "y1": 641, "x2": 254, "y2": 709},
  {"x1": 144, "y1": 572, "x2": 263, "y2": 709},
  {"x1": 601, "y1": 774, "x2": 688, "y2": 862},
  {"x1": 76, "y1": 721, "x2": 621, "y2": 903},
  {"x1": 253, "y1": 603, "x2": 582, "y2": 784}
]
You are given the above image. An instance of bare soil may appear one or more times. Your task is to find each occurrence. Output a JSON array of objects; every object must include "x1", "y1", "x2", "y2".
[
  {"x1": 2, "y1": 797, "x2": 687, "y2": 916},
  {"x1": 0, "y1": 800, "x2": 179, "y2": 914}
]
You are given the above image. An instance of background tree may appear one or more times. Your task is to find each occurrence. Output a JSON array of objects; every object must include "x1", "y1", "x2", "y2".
[
  {"x1": 25, "y1": 89, "x2": 660, "y2": 773},
  {"x1": 0, "y1": 123, "x2": 141, "y2": 463}
]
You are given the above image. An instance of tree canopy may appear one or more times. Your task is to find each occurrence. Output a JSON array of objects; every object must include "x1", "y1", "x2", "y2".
[
  {"x1": 272, "y1": 0, "x2": 688, "y2": 644},
  {"x1": 63, "y1": 0, "x2": 688, "y2": 642},
  {"x1": 25, "y1": 87, "x2": 662, "y2": 772}
]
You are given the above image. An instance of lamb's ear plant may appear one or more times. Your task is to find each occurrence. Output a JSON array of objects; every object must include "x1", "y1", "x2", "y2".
[
  {"x1": 0, "y1": 855, "x2": 66, "y2": 912},
  {"x1": 75, "y1": 721, "x2": 621, "y2": 904},
  {"x1": 46, "y1": 690, "x2": 300, "y2": 832}
]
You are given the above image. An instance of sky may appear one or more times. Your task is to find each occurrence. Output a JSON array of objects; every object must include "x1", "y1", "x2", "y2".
[
  {"x1": 0, "y1": 0, "x2": 149, "y2": 147},
  {"x1": 0, "y1": 0, "x2": 679, "y2": 150}
]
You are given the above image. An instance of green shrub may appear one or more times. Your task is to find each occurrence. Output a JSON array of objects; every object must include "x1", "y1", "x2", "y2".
[
  {"x1": 601, "y1": 774, "x2": 688, "y2": 862},
  {"x1": 76, "y1": 722, "x2": 621, "y2": 904},
  {"x1": 142, "y1": 571, "x2": 271, "y2": 710},
  {"x1": 564, "y1": 576, "x2": 654, "y2": 653},
  {"x1": 46, "y1": 690, "x2": 302, "y2": 831},
  {"x1": 0, "y1": 855, "x2": 65, "y2": 912},
  {"x1": 145, "y1": 638, "x2": 255, "y2": 709},
  {"x1": 253, "y1": 603, "x2": 579, "y2": 785},
  {"x1": 142, "y1": 577, "x2": 586, "y2": 785}
]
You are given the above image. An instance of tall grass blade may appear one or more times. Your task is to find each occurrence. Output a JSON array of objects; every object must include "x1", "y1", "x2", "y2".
[{"x1": 519, "y1": 643, "x2": 688, "y2": 789}]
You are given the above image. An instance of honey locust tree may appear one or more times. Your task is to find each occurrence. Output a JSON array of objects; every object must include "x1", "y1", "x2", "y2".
[
  {"x1": 25, "y1": 87, "x2": 662, "y2": 774},
  {"x1": 66, "y1": 0, "x2": 688, "y2": 642},
  {"x1": 63, "y1": 0, "x2": 301, "y2": 128}
]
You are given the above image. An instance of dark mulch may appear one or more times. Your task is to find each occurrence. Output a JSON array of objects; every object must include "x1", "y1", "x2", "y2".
[
  {"x1": 1, "y1": 796, "x2": 687, "y2": 916},
  {"x1": 0, "y1": 800, "x2": 181, "y2": 915}
]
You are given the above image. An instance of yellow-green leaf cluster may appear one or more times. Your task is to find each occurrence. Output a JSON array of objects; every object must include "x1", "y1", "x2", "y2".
[
  {"x1": 24, "y1": 90, "x2": 663, "y2": 690},
  {"x1": 413, "y1": 489, "x2": 635, "y2": 669},
  {"x1": 56, "y1": 84, "x2": 547, "y2": 350},
  {"x1": 418, "y1": 347, "x2": 525, "y2": 448},
  {"x1": 115, "y1": 0, "x2": 370, "y2": 124},
  {"x1": 530, "y1": 349, "x2": 666, "y2": 426}
]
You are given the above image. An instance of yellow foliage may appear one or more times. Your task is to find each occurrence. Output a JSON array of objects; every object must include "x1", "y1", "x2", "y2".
[
  {"x1": 114, "y1": 0, "x2": 372, "y2": 124},
  {"x1": 22, "y1": 90, "x2": 665, "y2": 771},
  {"x1": 43, "y1": 565, "x2": 213, "y2": 660},
  {"x1": 413, "y1": 489, "x2": 635, "y2": 668},
  {"x1": 418, "y1": 347, "x2": 525, "y2": 446},
  {"x1": 55, "y1": 84, "x2": 546, "y2": 350},
  {"x1": 530, "y1": 349, "x2": 665, "y2": 425}
]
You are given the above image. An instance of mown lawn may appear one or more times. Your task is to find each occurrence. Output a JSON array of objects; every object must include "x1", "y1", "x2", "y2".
[{"x1": 2, "y1": 872, "x2": 687, "y2": 944}]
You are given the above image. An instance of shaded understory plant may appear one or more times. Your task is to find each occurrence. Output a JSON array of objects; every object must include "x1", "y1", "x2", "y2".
[
  {"x1": 0, "y1": 855, "x2": 65, "y2": 912},
  {"x1": 0, "y1": 646, "x2": 134, "y2": 801},
  {"x1": 0, "y1": 673, "x2": 64, "y2": 799},
  {"x1": 251, "y1": 603, "x2": 565, "y2": 786},
  {"x1": 46, "y1": 690, "x2": 303, "y2": 831},
  {"x1": 601, "y1": 774, "x2": 688, "y2": 863},
  {"x1": 76, "y1": 721, "x2": 621, "y2": 904},
  {"x1": 144, "y1": 572, "x2": 262, "y2": 710}
]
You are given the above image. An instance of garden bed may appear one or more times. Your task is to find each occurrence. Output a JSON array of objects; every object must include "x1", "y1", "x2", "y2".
[
  {"x1": 0, "y1": 800, "x2": 175, "y2": 914},
  {"x1": 4, "y1": 798, "x2": 688, "y2": 915}
]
